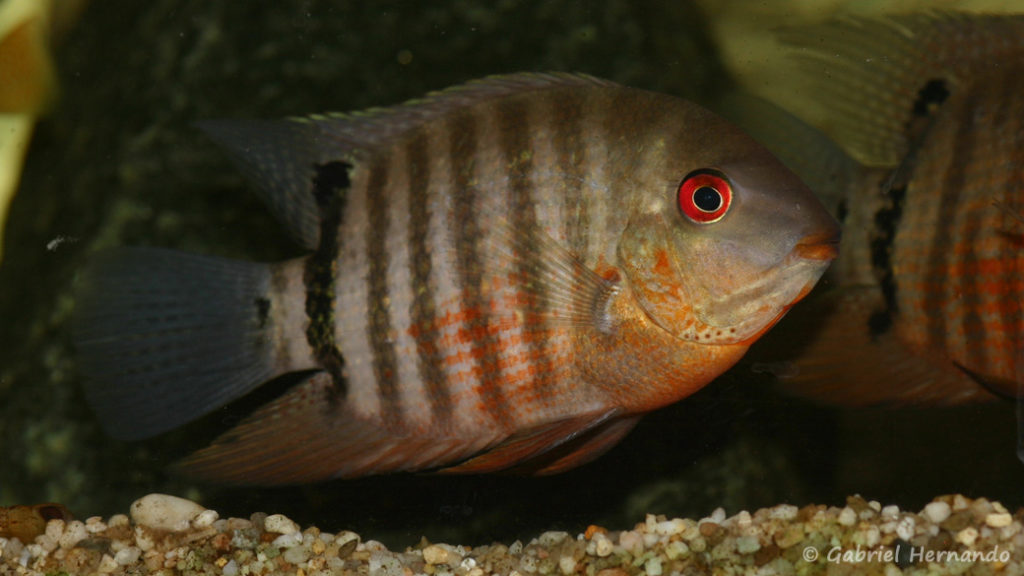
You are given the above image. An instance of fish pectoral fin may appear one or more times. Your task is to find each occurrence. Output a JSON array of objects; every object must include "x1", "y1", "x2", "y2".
[
  {"x1": 470, "y1": 198, "x2": 620, "y2": 332},
  {"x1": 175, "y1": 372, "x2": 500, "y2": 485},
  {"x1": 438, "y1": 409, "x2": 625, "y2": 475}
]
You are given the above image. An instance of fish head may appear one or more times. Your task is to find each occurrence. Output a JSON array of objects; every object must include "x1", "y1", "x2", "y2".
[{"x1": 618, "y1": 113, "x2": 839, "y2": 346}]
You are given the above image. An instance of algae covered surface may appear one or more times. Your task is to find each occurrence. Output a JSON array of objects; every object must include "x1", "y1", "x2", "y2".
[{"x1": 1, "y1": 0, "x2": 1023, "y2": 551}]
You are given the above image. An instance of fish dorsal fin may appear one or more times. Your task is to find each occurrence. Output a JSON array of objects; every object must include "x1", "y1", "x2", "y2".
[
  {"x1": 303, "y1": 73, "x2": 614, "y2": 151},
  {"x1": 777, "y1": 12, "x2": 1024, "y2": 167},
  {"x1": 199, "y1": 73, "x2": 614, "y2": 250}
]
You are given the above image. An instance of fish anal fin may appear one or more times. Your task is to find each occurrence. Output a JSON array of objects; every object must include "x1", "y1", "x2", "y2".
[
  {"x1": 526, "y1": 416, "x2": 640, "y2": 476},
  {"x1": 176, "y1": 372, "x2": 499, "y2": 485},
  {"x1": 952, "y1": 362, "x2": 1022, "y2": 401},
  {"x1": 439, "y1": 410, "x2": 622, "y2": 475}
]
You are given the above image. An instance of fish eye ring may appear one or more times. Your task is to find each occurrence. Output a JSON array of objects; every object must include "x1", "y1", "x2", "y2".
[{"x1": 678, "y1": 169, "x2": 732, "y2": 224}]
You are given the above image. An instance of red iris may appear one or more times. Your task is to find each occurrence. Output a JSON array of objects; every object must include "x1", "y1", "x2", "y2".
[{"x1": 677, "y1": 169, "x2": 732, "y2": 224}]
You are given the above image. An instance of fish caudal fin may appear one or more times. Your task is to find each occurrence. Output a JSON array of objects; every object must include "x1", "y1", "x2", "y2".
[{"x1": 73, "y1": 248, "x2": 281, "y2": 440}]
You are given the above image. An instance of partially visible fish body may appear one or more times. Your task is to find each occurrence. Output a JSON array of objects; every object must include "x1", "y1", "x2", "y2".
[
  {"x1": 74, "y1": 73, "x2": 838, "y2": 484},
  {"x1": 734, "y1": 13, "x2": 1024, "y2": 405}
]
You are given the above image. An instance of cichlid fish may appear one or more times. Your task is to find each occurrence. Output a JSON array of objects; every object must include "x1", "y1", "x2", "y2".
[
  {"x1": 730, "y1": 13, "x2": 1024, "y2": 406},
  {"x1": 73, "y1": 73, "x2": 838, "y2": 485}
]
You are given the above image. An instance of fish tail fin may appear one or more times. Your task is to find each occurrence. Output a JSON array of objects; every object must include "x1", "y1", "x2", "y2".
[{"x1": 73, "y1": 247, "x2": 291, "y2": 440}]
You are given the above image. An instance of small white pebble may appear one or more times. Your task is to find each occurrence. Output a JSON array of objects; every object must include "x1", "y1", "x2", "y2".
[
  {"x1": 993, "y1": 501, "x2": 1009, "y2": 514},
  {"x1": 59, "y1": 520, "x2": 88, "y2": 549},
  {"x1": 422, "y1": 544, "x2": 461, "y2": 565},
  {"x1": 537, "y1": 531, "x2": 571, "y2": 546},
  {"x1": 923, "y1": 501, "x2": 951, "y2": 524},
  {"x1": 736, "y1": 536, "x2": 761, "y2": 554},
  {"x1": 769, "y1": 504, "x2": 798, "y2": 521},
  {"x1": 644, "y1": 556, "x2": 663, "y2": 576},
  {"x1": 868, "y1": 501, "x2": 882, "y2": 512},
  {"x1": 896, "y1": 516, "x2": 916, "y2": 540},
  {"x1": 264, "y1": 513, "x2": 300, "y2": 535},
  {"x1": 986, "y1": 512, "x2": 1013, "y2": 528},
  {"x1": 130, "y1": 494, "x2": 206, "y2": 532},
  {"x1": 282, "y1": 544, "x2": 311, "y2": 564},
  {"x1": 192, "y1": 509, "x2": 219, "y2": 529},
  {"x1": 592, "y1": 533, "x2": 613, "y2": 557},
  {"x1": 558, "y1": 554, "x2": 576, "y2": 574},
  {"x1": 734, "y1": 510, "x2": 753, "y2": 528},
  {"x1": 881, "y1": 505, "x2": 900, "y2": 519},
  {"x1": 654, "y1": 519, "x2": 686, "y2": 536},
  {"x1": 665, "y1": 540, "x2": 689, "y2": 560},
  {"x1": 107, "y1": 514, "x2": 130, "y2": 528},
  {"x1": 838, "y1": 507, "x2": 857, "y2": 527},
  {"x1": 114, "y1": 546, "x2": 141, "y2": 566},
  {"x1": 85, "y1": 517, "x2": 107, "y2": 534},
  {"x1": 222, "y1": 559, "x2": 238, "y2": 576},
  {"x1": 618, "y1": 530, "x2": 644, "y2": 556},
  {"x1": 36, "y1": 534, "x2": 57, "y2": 553},
  {"x1": 956, "y1": 527, "x2": 979, "y2": 547},
  {"x1": 710, "y1": 508, "x2": 726, "y2": 523},
  {"x1": 952, "y1": 495, "x2": 970, "y2": 511},
  {"x1": 134, "y1": 527, "x2": 155, "y2": 552},
  {"x1": 97, "y1": 553, "x2": 119, "y2": 573},
  {"x1": 864, "y1": 526, "x2": 880, "y2": 547},
  {"x1": 272, "y1": 531, "x2": 303, "y2": 549},
  {"x1": 44, "y1": 519, "x2": 65, "y2": 543}
]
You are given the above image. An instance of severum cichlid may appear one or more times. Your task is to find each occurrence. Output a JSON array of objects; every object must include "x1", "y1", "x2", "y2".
[
  {"x1": 73, "y1": 73, "x2": 839, "y2": 485},
  {"x1": 732, "y1": 13, "x2": 1024, "y2": 406}
]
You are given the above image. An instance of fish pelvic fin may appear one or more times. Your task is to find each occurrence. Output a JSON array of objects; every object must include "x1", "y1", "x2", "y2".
[
  {"x1": 73, "y1": 247, "x2": 301, "y2": 440},
  {"x1": 752, "y1": 285, "x2": 993, "y2": 406}
]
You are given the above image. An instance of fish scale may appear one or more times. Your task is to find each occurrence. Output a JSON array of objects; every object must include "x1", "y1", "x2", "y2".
[{"x1": 73, "y1": 73, "x2": 838, "y2": 484}]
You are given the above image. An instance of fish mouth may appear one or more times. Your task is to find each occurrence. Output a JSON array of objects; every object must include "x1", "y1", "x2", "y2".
[{"x1": 793, "y1": 231, "x2": 840, "y2": 262}]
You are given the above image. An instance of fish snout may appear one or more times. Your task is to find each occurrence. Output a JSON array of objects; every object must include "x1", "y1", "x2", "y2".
[{"x1": 793, "y1": 229, "x2": 840, "y2": 262}]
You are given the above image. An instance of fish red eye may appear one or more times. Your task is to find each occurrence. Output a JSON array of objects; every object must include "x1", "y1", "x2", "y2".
[{"x1": 678, "y1": 169, "x2": 732, "y2": 224}]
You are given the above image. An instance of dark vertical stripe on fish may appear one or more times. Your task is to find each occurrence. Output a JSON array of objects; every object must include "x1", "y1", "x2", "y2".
[
  {"x1": 406, "y1": 128, "x2": 453, "y2": 424},
  {"x1": 365, "y1": 160, "x2": 401, "y2": 423},
  {"x1": 922, "y1": 93, "x2": 975, "y2": 358},
  {"x1": 498, "y1": 95, "x2": 558, "y2": 409},
  {"x1": 959, "y1": 89, "x2": 992, "y2": 372},
  {"x1": 558, "y1": 91, "x2": 588, "y2": 258},
  {"x1": 304, "y1": 161, "x2": 350, "y2": 397},
  {"x1": 448, "y1": 108, "x2": 514, "y2": 428}
]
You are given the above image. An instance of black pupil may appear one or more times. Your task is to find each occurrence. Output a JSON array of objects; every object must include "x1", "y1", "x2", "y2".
[{"x1": 693, "y1": 186, "x2": 722, "y2": 212}]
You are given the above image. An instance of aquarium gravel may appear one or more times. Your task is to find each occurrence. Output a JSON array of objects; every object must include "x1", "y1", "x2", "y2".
[{"x1": 1, "y1": 493, "x2": 1022, "y2": 575}]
